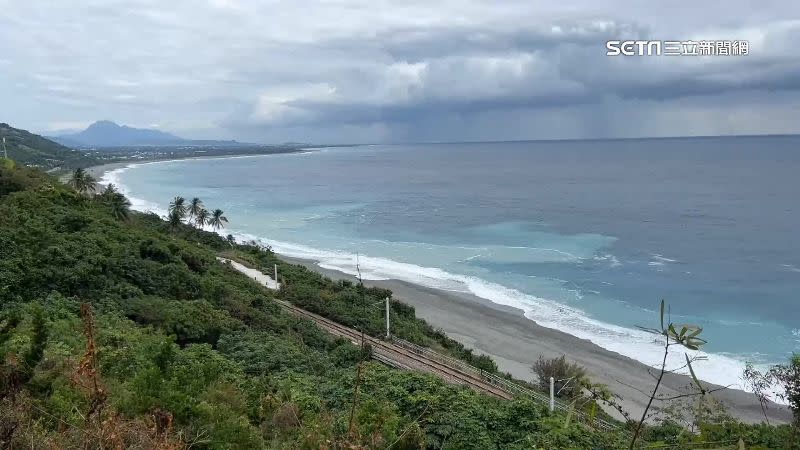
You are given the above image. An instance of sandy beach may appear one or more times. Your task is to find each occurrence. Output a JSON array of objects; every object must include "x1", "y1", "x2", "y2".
[
  {"x1": 281, "y1": 255, "x2": 791, "y2": 425},
  {"x1": 79, "y1": 149, "x2": 310, "y2": 190},
  {"x1": 86, "y1": 161, "x2": 133, "y2": 187},
  {"x1": 57, "y1": 161, "x2": 133, "y2": 189}
]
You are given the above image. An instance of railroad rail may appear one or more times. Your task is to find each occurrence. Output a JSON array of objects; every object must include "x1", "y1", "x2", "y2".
[
  {"x1": 277, "y1": 301, "x2": 619, "y2": 432},
  {"x1": 278, "y1": 301, "x2": 514, "y2": 400},
  {"x1": 388, "y1": 336, "x2": 619, "y2": 431},
  {"x1": 219, "y1": 257, "x2": 621, "y2": 432}
]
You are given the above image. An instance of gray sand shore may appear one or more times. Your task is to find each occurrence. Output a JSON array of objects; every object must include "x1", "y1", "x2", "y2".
[
  {"x1": 86, "y1": 162, "x2": 133, "y2": 187},
  {"x1": 80, "y1": 149, "x2": 309, "y2": 190},
  {"x1": 58, "y1": 161, "x2": 132, "y2": 188},
  {"x1": 281, "y1": 255, "x2": 791, "y2": 425}
]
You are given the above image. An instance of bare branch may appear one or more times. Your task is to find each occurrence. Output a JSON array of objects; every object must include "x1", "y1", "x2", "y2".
[
  {"x1": 614, "y1": 378, "x2": 654, "y2": 399},
  {"x1": 658, "y1": 385, "x2": 731, "y2": 401}
]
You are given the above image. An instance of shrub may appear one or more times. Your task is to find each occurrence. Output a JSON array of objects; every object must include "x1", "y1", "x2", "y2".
[
  {"x1": 532, "y1": 355, "x2": 587, "y2": 398},
  {"x1": 125, "y1": 298, "x2": 242, "y2": 346},
  {"x1": 138, "y1": 239, "x2": 174, "y2": 263}
]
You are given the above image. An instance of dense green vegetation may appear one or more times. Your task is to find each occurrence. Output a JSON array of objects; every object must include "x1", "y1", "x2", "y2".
[
  {"x1": 1, "y1": 157, "x2": 798, "y2": 448},
  {"x1": 0, "y1": 163, "x2": 630, "y2": 448},
  {"x1": 0, "y1": 124, "x2": 98, "y2": 171}
]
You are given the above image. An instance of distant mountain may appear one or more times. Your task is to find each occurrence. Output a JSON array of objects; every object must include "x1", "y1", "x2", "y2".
[
  {"x1": 52, "y1": 120, "x2": 184, "y2": 147},
  {"x1": 51, "y1": 120, "x2": 248, "y2": 148},
  {"x1": 0, "y1": 123, "x2": 97, "y2": 171}
]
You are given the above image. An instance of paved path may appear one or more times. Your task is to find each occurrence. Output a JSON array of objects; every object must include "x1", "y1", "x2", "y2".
[{"x1": 217, "y1": 257, "x2": 279, "y2": 289}]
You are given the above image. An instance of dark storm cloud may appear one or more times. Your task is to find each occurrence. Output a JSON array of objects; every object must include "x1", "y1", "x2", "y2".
[
  {"x1": 372, "y1": 21, "x2": 648, "y2": 62},
  {"x1": 229, "y1": 20, "x2": 800, "y2": 133},
  {"x1": 0, "y1": 0, "x2": 799, "y2": 142}
]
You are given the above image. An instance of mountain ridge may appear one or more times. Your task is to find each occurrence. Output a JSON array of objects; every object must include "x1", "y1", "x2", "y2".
[
  {"x1": 0, "y1": 122, "x2": 97, "y2": 170},
  {"x1": 51, "y1": 120, "x2": 248, "y2": 148}
]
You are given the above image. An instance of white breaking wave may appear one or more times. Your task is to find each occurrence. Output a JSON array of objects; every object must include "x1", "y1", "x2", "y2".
[
  {"x1": 232, "y1": 234, "x2": 762, "y2": 395},
  {"x1": 781, "y1": 264, "x2": 800, "y2": 273},
  {"x1": 101, "y1": 165, "x2": 166, "y2": 216},
  {"x1": 652, "y1": 254, "x2": 678, "y2": 263},
  {"x1": 593, "y1": 253, "x2": 622, "y2": 267}
]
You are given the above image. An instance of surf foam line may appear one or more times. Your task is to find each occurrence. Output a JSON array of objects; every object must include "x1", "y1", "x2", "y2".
[
  {"x1": 101, "y1": 165, "x2": 166, "y2": 216},
  {"x1": 98, "y1": 150, "x2": 320, "y2": 218},
  {"x1": 106, "y1": 164, "x2": 782, "y2": 402},
  {"x1": 229, "y1": 234, "x2": 774, "y2": 398}
]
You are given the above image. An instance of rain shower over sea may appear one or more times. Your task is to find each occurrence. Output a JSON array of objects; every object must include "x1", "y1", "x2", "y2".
[{"x1": 102, "y1": 135, "x2": 800, "y2": 391}]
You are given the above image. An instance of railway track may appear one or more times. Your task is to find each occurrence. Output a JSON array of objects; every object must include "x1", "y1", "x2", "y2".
[
  {"x1": 219, "y1": 258, "x2": 620, "y2": 431},
  {"x1": 279, "y1": 301, "x2": 621, "y2": 432},
  {"x1": 278, "y1": 301, "x2": 514, "y2": 400}
]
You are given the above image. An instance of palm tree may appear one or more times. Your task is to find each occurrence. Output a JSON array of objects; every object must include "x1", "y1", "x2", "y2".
[
  {"x1": 67, "y1": 168, "x2": 85, "y2": 190},
  {"x1": 226, "y1": 234, "x2": 236, "y2": 246},
  {"x1": 194, "y1": 207, "x2": 210, "y2": 228},
  {"x1": 187, "y1": 197, "x2": 203, "y2": 221},
  {"x1": 208, "y1": 209, "x2": 229, "y2": 230},
  {"x1": 168, "y1": 196, "x2": 186, "y2": 221},
  {"x1": 167, "y1": 209, "x2": 183, "y2": 229},
  {"x1": 107, "y1": 193, "x2": 131, "y2": 221},
  {"x1": 85, "y1": 174, "x2": 98, "y2": 196},
  {"x1": 68, "y1": 168, "x2": 97, "y2": 196},
  {"x1": 99, "y1": 183, "x2": 118, "y2": 200}
]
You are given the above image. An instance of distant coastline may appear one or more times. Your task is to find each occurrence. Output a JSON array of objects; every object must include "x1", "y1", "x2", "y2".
[{"x1": 83, "y1": 147, "x2": 313, "y2": 189}]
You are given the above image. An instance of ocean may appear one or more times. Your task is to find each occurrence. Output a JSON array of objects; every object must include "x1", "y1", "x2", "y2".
[{"x1": 103, "y1": 136, "x2": 800, "y2": 391}]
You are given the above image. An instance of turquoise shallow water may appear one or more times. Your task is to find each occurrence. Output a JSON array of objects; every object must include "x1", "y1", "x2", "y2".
[{"x1": 103, "y1": 136, "x2": 800, "y2": 391}]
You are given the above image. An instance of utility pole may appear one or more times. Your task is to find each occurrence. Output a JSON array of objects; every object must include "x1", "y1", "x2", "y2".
[
  {"x1": 385, "y1": 297, "x2": 390, "y2": 339},
  {"x1": 549, "y1": 377, "x2": 555, "y2": 412},
  {"x1": 274, "y1": 264, "x2": 278, "y2": 288},
  {"x1": 2, "y1": 137, "x2": 7, "y2": 159}
]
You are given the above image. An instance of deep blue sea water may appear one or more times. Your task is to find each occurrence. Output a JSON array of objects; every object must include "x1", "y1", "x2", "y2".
[{"x1": 104, "y1": 136, "x2": 800, "y2": 390}]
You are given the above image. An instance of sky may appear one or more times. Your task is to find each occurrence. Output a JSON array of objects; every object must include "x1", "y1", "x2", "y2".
[{"x1": 1, "y1": 1, "x2": 799, "y2": 144}]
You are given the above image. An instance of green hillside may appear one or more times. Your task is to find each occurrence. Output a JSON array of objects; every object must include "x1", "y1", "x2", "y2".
[{"x1": 0, "y1": 123, "x2": 97, "y2": 171}]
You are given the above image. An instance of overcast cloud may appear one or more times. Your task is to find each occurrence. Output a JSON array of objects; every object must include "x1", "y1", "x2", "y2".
[{"x1": 1, "y1": 0, "x2": 799, "y2": 143}]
